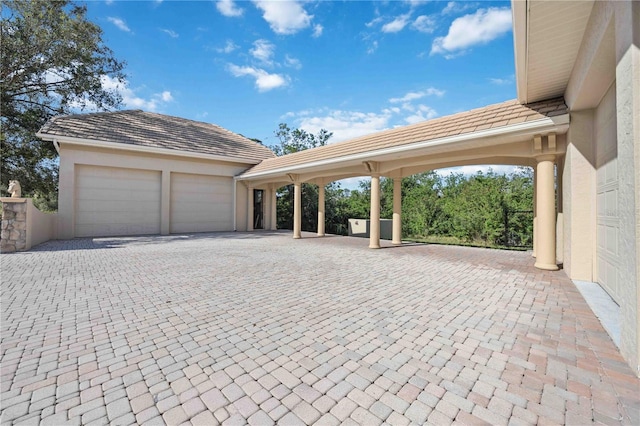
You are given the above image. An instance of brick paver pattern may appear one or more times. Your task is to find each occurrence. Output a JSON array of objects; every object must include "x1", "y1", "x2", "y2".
[{"x1": 1, "y1": 232, "x2": 639, "y2": 425}]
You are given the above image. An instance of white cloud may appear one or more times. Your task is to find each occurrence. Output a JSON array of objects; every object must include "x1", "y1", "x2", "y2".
[
  {"x1": 367, "y1": 40, "x2": 379, "y2": 55},
  {"x1": 313, "y1": 24, "x2": 323, "y2": 38},
  {"x1": 250, "y1": 39, "x2": 275, "y2": 65},
  {"x1": 217, "y1": 0, "x2": 244, "y2": 17},
  {"x1": 107, "y1": 17, "x2": 131, "y2": 33},
  {"x1": 217, "y1": 40, "x2": 239, "y2": 54},
  {"x1": 160, "y1": 28, "x2": 178, "y2": 38},
  {"x1": 227, "y1": 64, "x2": 289, "y2": 92},
  {"x1": 382, "y1": 13, "x2": 411, "y2": 33},
  {"x1": 405, "y1": 0, "x2": 429, "y2": 6},
  {"x1": 404, "y1": 105, "x2": 438, "y2": 124},
  {"x1": 88, "y1": 76, "x2": 174, "y2": 111},
  {"x1": 412, "y1": 15, "x2": 436, "y2": 33},
  {"x1": 436, "y1": 165, "x2": 518, "y2": 178},
  {"x1": 366, "y1": 16, "x2": 384, "y2": 28},
  {"x1": 389, "y1": 88, "x2": 445, "y2": 103},
  {"x1": 297, "y1": 110, "x2": 393, "y2": 143},
  {"x1": 442, "y1": 1, "x2": 476, "y2": 15},
  {"x1": 253, "y1": 0, "x2": 312, "y2": 35},
  {"x1": 431, "y1": 7, "x2": 512, "y2": 56},
  {"x1": 285, "y1": 55, "x2": 302, "y2": 70},
  {"x1": 489, "y1": 76, "x2": 513, "y2": 85}
]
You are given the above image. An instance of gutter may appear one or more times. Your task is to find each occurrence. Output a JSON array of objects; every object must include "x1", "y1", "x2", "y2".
[{"x1": 238, "y1": 114, "x2": 570, "y2": 180}]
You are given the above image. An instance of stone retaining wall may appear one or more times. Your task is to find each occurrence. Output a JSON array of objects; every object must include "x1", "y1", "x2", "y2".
[
  {"x1": 1, "y1": 198, "x2": 57, "y2": 253},
  {"x1": 1, "y1": 199, "x2": 27, "y2": 252}
]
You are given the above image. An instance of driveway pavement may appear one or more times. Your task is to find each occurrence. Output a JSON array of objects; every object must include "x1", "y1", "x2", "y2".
[{"x1": 1, "y1": 232, "x2": 639, "y2": 425}]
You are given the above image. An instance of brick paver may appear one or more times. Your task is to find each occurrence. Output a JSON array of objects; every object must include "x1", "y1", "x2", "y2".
[{"x1": 1, "y1": 231, "x2": 639, "y2": 425}]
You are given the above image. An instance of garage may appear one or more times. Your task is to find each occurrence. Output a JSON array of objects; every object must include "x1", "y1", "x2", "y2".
[
  {"x1": 75, "y1": 165, "x2": 161, "y2": 237},
  {"x1": 595, "y1": 85, "x2": 621, "y2": 303},
  {"x1": 170, "y1": 172, "x2": 233, "y2": 233}
]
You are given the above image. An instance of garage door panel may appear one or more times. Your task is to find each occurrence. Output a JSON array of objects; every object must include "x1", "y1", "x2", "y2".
[
  {"x1": 75, "y1": 165, "x2": 161, "y2": 237},
  {"x1": 170, "y1": 173, "x2": 233, "y2": 233},
  {"x1": 595, "y1": 84, "x2": 620, "y2": 304}
]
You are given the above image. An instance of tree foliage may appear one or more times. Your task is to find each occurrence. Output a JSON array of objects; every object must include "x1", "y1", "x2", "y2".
[
  {"x1": 271, "y1": 124, "x2": 335, "y2": 231},
  {"x1": 1, "y1": 0, "x2": 126, "y2": 209}
]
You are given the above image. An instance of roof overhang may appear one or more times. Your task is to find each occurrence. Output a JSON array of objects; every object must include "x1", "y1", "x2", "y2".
[
  {"x1": 238, "y1": 113, "x2": 569, "y2": 182},
  {"x1": 36, "y1": 132, "x2": 262, "y2": 166},
  {"x1": 513, "y1": 0, "x2": 595, "y2": 104}
]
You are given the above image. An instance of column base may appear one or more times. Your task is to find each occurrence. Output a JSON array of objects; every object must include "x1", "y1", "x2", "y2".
[
  {"x1": 317, "y1": 233, "x2": 325, "y2": 237},
  {"x1": 293, "y1": 235, "x2": 301, "y2": 239},
  {"x1": 534, "y1": 261, "x2": 558, "y2": 271},
  {"x1": 369, "y1": 244, "x2": 381, "y2": 249},
  {"x1": 392, "y1": 240, "x2": 402, "y2": 245}
]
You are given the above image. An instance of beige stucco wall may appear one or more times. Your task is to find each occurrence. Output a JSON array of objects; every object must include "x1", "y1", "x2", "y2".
[
  {"x1": 564, "y1": 0, "x2": 639, "y2": 375},
  {"x1": 27, "y1": 199, "x2": 57, "y2": 248},
  {"x1": 57, "y1": 144, "x2": 253, "y2": 239}
]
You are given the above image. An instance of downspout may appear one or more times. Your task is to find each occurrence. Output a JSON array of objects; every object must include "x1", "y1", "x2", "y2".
[
  {"x1": 232, "y1": 177, "x2": 237, "y2": 231},
  {"x1": 53, "y1": 138, "x2": 60, "y2": 154}
]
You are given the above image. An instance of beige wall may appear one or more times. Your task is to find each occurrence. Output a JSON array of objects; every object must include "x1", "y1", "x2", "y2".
[
  {"x1": 27, "y1": 199, "x2": 57, "y2": 248},
  {"x1": 563, "y1": 0, "x2": 640, "y2": 375},
  {"x1": 58, "y1": 144, "x2": 253, "y2": 239}
]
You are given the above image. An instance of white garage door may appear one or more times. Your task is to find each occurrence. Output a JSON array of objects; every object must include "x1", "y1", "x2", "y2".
[
  {"x1": 75, "y1": 165, "x2": 161, "y2": 237},
  {"x1": 595, "y1": 85, "x2": 621, "y2": 304},
  {"x1": 170, "y1": 173, "x2": 233, "y2": 233}
]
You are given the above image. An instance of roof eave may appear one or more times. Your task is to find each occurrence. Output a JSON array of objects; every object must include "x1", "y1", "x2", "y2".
[
  {"x1": 36, "y1": 132, "x2": 266, "y2": 166},
  {"x1": 237, "y1": 113, "x2": 570, "y2": 181}
]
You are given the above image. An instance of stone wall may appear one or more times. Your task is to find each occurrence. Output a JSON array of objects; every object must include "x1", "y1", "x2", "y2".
[{"x1": 1, "y1": 199, "x2": 27, "y2": 252}]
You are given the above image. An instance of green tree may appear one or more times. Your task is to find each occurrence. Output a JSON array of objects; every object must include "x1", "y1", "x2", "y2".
[
  {"x1": 1, "y1": 0, "x2": 126, "y2": 209},
  {"x1": 271, "y1": 124, "x2": 334, "y2": 231}
]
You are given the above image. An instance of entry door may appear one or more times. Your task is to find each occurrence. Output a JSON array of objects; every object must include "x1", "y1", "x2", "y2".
[{"x1": 254, "y1": 189, "x2": 264, "y2": 230}]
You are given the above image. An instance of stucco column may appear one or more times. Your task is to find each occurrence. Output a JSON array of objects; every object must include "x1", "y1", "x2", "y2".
[
  {"x1": 270, "y1": 186, "x2": 277, "y2": 231},
  {"x1": 293, "y1": 182, "x2": 302, "y2": 239},
  {"x1": 160, "y1": 170, "x2": 171, "y2": 235},
  {"x1": 317, "y1": 183, "x2": 325, "y2": 237},
  {"x1": 247, "y1": 186, "x2": 254, "y2": 231},
  {"x1": 534, "y1": 155, "x2": 558, "y2": 270},
  {"x1": 532, "y1": 167, "x2": 537, "y2": 257},
  {"x1": 392, "y1": 178, "x2": 402, "y2": 245},
  {"x1": 369, "y1": 175, "x2": 381, "y2": 249}
]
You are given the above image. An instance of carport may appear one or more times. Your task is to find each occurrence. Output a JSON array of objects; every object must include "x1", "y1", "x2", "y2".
[{"x1": 237, "y1": 98, "x2": 569, "y2": 271}]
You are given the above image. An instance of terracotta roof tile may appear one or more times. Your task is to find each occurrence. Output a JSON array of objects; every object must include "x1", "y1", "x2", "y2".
[
  {"x1": 38, "y1": 110, "x2": 275, "y2": 163},
  {"x1": 241, "y1": 97, "x2": 567, "y2": 177}
]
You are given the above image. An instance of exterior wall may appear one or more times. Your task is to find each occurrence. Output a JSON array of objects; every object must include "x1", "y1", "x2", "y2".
[
  {"x1": 613, "y1": 0, "x2": 640, "y2": 376},
  {"x1": 348, "y1": 219, "x2": 393, "y2": 240},
  {"x1": 235, "y1": 182, "x2": 248, "y2": 232},
  {"x1": 562, "y1": 111, "x2": 596, "y2": 281},
  {"x1": 27, "y1": 200, "x2": 57, "y2": 248},
  {"x1": 1, "y1": 198, "x2": 57, "y2": 252},
  {"x1": 57, "y1": 144, "x2": 252, "y2": 239},
  {"x1": 564, "y1": 0, "x2": 640, "y2": 375}
]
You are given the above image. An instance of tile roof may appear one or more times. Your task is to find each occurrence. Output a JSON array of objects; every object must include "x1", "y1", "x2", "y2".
[
  {"x1": 241, "y1": 97, "x2": 568, "y2": 177},
  {"x1": 38, "y1": 110, "x2": 276, "y2": 163}
]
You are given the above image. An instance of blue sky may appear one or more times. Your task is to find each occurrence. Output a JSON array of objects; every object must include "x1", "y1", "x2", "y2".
[{"x1": 85, "y1": 0, "x2": 518, "y2": 183}]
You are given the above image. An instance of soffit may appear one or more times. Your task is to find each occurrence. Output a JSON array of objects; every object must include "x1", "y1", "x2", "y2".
[{"x1": 516, "y1": 0, "x2": 594, "y2": 103}]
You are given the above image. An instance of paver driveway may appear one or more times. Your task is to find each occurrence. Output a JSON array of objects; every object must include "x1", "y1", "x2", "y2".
[{"x1": 1, "y1": 232, "x2": 639, "y2": 425}]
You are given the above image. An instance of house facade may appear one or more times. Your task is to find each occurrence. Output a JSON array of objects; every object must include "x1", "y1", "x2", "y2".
[{"x1": 32, "y1": 0, "x2": 639, "y2": 374}]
